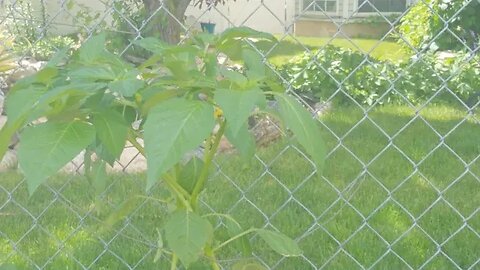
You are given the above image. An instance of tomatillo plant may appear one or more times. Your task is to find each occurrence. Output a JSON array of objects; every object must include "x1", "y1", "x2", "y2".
[{"x1": 0, "y1": 27, "x2": 326, "y2": 269}]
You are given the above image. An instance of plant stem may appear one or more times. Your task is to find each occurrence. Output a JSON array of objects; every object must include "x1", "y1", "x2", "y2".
[
  {"x1": 190, "y1": 119, "x2": 226, "y2": 210},
  {"x1": 213, "y1": 228, "x2": 257, "y2": 253},
  {"x1": 128, "y1": 132, "x2": 192, "y2": 210},
  {"x1": 205, "y1": 246, "x2": 221, "y2": 270},
  {"x1": 164, "y1": 173, "x2": 191, "y2": 200},
  {"x1": 170, "y1": 253, "x2": 178, "y2": 270},
  {"x1": 163, "y1": 173, "x2": 192, "y2": 211},
  {"x1": 202, "y1": 213, "x2": 241, "y2": 228},
  {"x1": 128, "y1": 133, "x2": 145, "y2": 157}
]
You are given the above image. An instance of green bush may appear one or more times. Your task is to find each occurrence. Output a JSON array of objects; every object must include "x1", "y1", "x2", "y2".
[
  {"x1": 398, "y1": 0, "x2": 480, "y2": 51},
  {"x1": 13, "y1": 36, "x2": 77, "y2": 61},
  {"x1": 2, "y1": 0, "x2": 77, "y2": 61},
  {"x1": 448, "y1": 53, "x2": 480, "y2": 105},
  {"x1": 279, "y1": 46, "x2": 479, "y2": 106},
  {"x1": 278, "y1": 46, "x2": 398, "y2": 106}
]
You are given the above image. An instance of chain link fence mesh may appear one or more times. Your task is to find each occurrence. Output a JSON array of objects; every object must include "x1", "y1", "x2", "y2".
[{"x1": 0, "y1": 0, "x2": 479, "y2": 269}]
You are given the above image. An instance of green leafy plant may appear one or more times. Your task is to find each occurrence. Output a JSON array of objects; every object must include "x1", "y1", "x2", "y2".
[
  {"x1": 278, "y1": 46, "x2": 397, "y2": 106},
  {"x1": 0, "y1": 27, "x2": 326, "y2": 269},
  {"x1": 397, "y1": 0, "x2": 432, "y2": 50},
  {"x1": 279, "y1": 45, "x2": 479, "y2": 106},
  {"x1": 2, "y1": 0, "x2": 77, "y2": 61},
  {"x1": 398, "y1": 0, "x2": 480, "y2": 51},
  {"x1": 13, "y1": 35, "x2": 77, "y2": 61},
  {"x1": 3, "y1": 0, "x2": 39, "y2": 43}
]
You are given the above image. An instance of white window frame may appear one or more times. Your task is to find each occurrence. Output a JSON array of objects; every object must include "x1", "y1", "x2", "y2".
[
  {"x1": 353, "y1": 0, "x2": 410, "y2": 16},
  {"x1": 301, "y1": 0, "x2": 341, "y2": 17}
]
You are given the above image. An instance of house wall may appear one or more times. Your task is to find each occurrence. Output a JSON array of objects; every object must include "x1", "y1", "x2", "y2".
[
  {"x1": 184, "y1": 0, "x2": 296, "y2": 34},
  {"x1": 1, "y1": 0, "x2": 395, "y2": 39},
  {"x1": 44, "y1": 0, "x2": 112, "y2": 35},
  {"x1": 0, "y1": 0, "x2": 111, "y2": 35},
  {"x1": 1, "y1": 0, "x2": 296, "y2": 35},
  {"x1": 294, "y1": 0, "x2": 399, "y2": 39}
]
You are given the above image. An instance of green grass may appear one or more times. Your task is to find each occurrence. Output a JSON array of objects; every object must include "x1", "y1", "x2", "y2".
[
  {"x1": 258, "y1": 35, "x2": 409, "y2": 65},
  {"x1": 0, "y1": 105, "x2": 479, "y2": 269}
]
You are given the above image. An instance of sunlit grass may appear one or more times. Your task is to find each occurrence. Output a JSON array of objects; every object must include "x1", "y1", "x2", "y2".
[
  {"x1": 258, "y1": 35, "x2": 409, "y2": 65},
  {"x1": 0, "y1": 104, "x2": 478, "y2": 269}
]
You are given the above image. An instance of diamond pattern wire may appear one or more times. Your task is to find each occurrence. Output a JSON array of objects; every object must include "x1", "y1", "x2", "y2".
[{"x1": 0, "y1": 0, "x2": 479, "y2": 269}]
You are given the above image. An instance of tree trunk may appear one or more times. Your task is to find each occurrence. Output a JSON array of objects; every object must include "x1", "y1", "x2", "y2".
[{"x1": 142, "y1": 0, "x2": 192, "y2": 44}]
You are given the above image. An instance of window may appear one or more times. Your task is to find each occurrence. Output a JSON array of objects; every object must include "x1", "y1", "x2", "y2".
[
  {"x1": 303, "y1": 0, "x2": 338, "y2": 13},
  {"x1": 357, "y1": 0, "x2": 406, "y2": 12}
]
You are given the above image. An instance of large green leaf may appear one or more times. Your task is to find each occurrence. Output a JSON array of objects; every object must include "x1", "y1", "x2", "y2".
[
  {"x1": 95, "y1": 143, "x2": 116, "y2": 166},
  {"x1": 216, "y1": 27, "x2": 276, "y2": 61},
  {"x1": 214, "y1": 88, "x2": 266, "y2": 137},
  {"x1": 274, "y1": 93, "x2": 326, "y2": 170},
  {"x1": 256, "y1": 229, "x2": 302, "y2": 257},
  {"x1": 18, "y1": 121, "x2": 96, "y2": 193},
  {"x1": 224, "y1": 122, "x2": 255, "y2": 161},
  {"x1": 109, "y1": 77, "x2": 145, "y2": 97},
  {"x1": 0, "y1": 81, "x2": 105, "y2": 161},
  {"x1": 91, "y1": 159, "x2": 108, "y2": 196},
  {"x1": 178, "y1": 157, "x2": 204, "y2": 194},
  {"x1": 5, "y1": 86, "x2": 45, "y2": 123},
  {"x1": 33, "y1": 67, "x2": 59, "y2": 85},
  {"x1": 69, "y1": 66, "x2": 117, "y2": 81},
  {"x1": 219, "y1": 67, "x2": 248, "y2": 86},
  {"x1": 0, "y1": 83, "x2": 99, "y2": 162},
  {"x1": 144, "y1": 98, "x2": 215, "y2": 189},
  {"x1": 92, "y1": 110, "x2": 128, "y2": 161},
  {"x1": 133, "y1": 37, "x2": 168, "y2": 54},
  {"x1": 242, "y1": 49, "x2": 266, "y2": 81},
  {"x1": 6, "y1": 82, "x2": 105, "y2": 124},
  {"x1": 79, "y1": 33, "x2": 106, "y2": 63},
  {"x1": 0, "y1": 120, "x2": 24, "y2": 162},
  {"x1": 216, "y1": 27, "x2": 276, "y2": 50},
  {"x1": 164, "y1": 210, "x2": 213, "y2": 268}
]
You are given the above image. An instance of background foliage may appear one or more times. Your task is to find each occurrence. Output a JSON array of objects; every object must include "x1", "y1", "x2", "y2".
[
  {"x1": 279, "y1": 46, "x2": 479, "y2": 106},
  {"x1": 398, "y1": 0, "x2": 480, "y2": 51}
]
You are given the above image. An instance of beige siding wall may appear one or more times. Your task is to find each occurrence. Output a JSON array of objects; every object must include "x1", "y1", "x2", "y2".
[
  {"x1": 185, "y1": 0, "x2": 296, "y2": 34},
  {"x1": 1, "y1": 0, "x2": 111, "y2": 35},
  {"x1": 1, "y1": 0, "x2": 296, "y2": 35},
  {"x1": 1, "y1": 0, "x2": 395, "y2": 38},
  {"x1": 44, "y1": 0, "x2": 112, "y2": 35}
]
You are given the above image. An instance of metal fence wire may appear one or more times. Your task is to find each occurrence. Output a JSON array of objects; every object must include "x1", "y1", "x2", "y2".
[{"x1": 0, "y1": 0, "x2": 479, "y2": 269}]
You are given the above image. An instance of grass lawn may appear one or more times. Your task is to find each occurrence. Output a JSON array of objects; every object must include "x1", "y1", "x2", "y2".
[
  {"x1": 257, "y1": 35, "x2": 409, "y2": 66},
  {"x1": 0, "y1": 105, "x2": 479, "y2": 269}
]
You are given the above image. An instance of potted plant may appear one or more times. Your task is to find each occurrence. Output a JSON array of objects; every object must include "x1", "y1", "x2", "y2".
[
  {"x1": 200, "y1": 0, "x2": 217, "y2": 34},
  {"x1": 200, "y1": 21, "x2": 216, "y2": 34}
]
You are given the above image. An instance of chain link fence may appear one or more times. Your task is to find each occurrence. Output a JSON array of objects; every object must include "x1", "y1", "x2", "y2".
[{"x1": 0, "y1": 0, "x2": 479, "y2": 269}]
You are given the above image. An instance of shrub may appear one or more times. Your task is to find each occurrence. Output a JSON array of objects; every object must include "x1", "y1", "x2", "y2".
[
  {"x1": 13, "y1": 36, "x2": 77, "y2": 61},
  {"x1": 447, "y1": 52, "x2": 480, "y2": 105},
  {"x1": 2, "y1": 0, "x2": 77, "y2": 61},
  {"x1": 398, "y1": 0, "x2": 480, "y2": 51},
  {"x1": 397, "y1": 0, "x2": 432, "y2": 50},
  {"x1": 279, "y1": 46, "x2": 479, "y2": 106}
]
